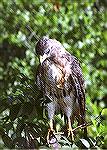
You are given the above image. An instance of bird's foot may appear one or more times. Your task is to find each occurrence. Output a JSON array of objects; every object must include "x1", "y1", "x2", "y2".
[
  {"x1": 67, "y1": 128, "x2": 74, "y2": 141},
  {"x1": 47, "y1": 129, "x2": 57, "y2": 145}
]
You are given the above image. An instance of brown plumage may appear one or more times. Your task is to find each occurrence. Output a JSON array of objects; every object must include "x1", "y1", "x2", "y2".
[{"x1": 35, "y1": 36, "x2": 87, "y2": 143}]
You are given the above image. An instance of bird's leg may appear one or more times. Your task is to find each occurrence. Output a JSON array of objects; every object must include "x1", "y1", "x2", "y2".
[
  {"x1": 50, "y1": 118, "x2": 54, "y2": 131},
  {"x1": 68, "y1": 117, "x2": 74, "y2": 141},
  {"x1": 47, "y1": 102, "x2": 57, "y2": 145},
  {"x1": 47, "y1": 119, "x2": 55, "y2": 144}
]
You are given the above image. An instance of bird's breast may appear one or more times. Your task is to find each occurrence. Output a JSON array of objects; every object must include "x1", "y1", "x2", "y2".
[{"x1": 48, "y1": 63, "x2": 64, "y2": 89}]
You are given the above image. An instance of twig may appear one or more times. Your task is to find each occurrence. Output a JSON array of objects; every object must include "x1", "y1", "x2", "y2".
[{"x1": 72, "y1": 122, "x2": 92, "y2": 132}]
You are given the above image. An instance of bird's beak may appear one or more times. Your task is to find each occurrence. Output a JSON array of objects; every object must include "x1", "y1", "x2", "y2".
[{"x1": 40, "y1": 54, "x2": 47, "y2": 64}]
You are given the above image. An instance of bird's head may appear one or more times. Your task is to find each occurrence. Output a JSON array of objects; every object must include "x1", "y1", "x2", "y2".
[
  {"x1": 35, "y1": 36, "x2": 51, "y2": 63},
  {"x1": 36, "y1": 36, "x2": 49, "y2": 55},
  {"x1": 35, "y1": 36, "x2": 65, "y2": 64}
]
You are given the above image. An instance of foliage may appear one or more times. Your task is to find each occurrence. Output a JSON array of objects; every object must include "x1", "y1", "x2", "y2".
[{"x1": 0, "y1": 0, "x2": 107, "y2": 149}]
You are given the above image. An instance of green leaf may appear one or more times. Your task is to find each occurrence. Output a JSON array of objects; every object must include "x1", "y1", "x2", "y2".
[
  {"x1": 16, "y1": 119, "x2": 25, "y2": 137},
  {"x1": 80, "y1": 139, "x2": 90, "y2": 148},
  {"x1": 0, "y1": 101, "x2": 9, "y2": 114},
  {"x1": 76, "y1": 138, "x2": 90, "y2": 148},
  {"x1": 28, "y1": 127, "x2": 41, "y2": 138},
  {"x1": 21, "y1": 102, "x2": 33, "y2": 116},
  {"x1": 4, "y1": 122, "x2": 13, "y2": 132},
  {"x1": 102, "y1": 108, "x2": 107, "y2": 116},
  {"x1": 0, "y1": 126, "x2": 5, "y2": 136},
  {"x1": 2, "y1": 134, "x2": 14, "y2": 149},
  {"x1": 13, "y1": 137, "x2": 28, "y2": 148},
  {"x1": 9, "y1": 103, "x2": 21, "y2": 121}
]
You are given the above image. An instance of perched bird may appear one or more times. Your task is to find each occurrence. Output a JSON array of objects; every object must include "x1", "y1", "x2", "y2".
[{"x1": 35, "y1": 36, "x2": 87, "y2": 143}]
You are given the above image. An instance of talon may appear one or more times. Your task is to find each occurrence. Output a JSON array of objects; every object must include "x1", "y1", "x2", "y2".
[
  {"x1": 47, "y1": 129, "x2": 53, "y2": 144},
  {"x1": 68, "y1": 118, "x2": 74, "y2": 141},
  {"x1": 47, "y1": 129, "x2": 57, "y2": 145},
  {"x1": 68, "y1": 129, "x2": 74, "y2": 141}
]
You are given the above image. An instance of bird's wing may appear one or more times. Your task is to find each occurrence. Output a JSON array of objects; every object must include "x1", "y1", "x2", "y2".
[
  {"x1": 64, "y1": 52, "x2": 86, "y2": 123},
  {"x1": 71, "y1": 56, "x2": 85, "y2": 109}
]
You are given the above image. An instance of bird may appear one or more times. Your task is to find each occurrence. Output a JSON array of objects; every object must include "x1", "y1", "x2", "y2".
[{"x1": 35, "y1": 36, "x2": 87, "y2": 144}]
